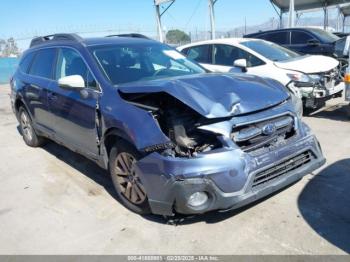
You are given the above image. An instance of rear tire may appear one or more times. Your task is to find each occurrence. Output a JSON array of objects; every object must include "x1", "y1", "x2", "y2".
[
  {"x1": 109, "y1": 140, "x2": 151, "y2": 215},
  {"x1": 346, "y1": 105, "x2": 350, "y2": 119},
  {"x1": 18, "y1": 107, "x2": 46, "y2": 147},
  {"x1": 303, "y1": 107, "x2": 314, "y2": 116}
]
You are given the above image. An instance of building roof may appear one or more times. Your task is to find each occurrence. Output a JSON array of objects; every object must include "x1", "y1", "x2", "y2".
[
  {"x1": 271, "y1": 0, "x2": 350, "y2": 12},
  {"x1": 340, "y1": 3, "x2": 350, "y2": 16}
]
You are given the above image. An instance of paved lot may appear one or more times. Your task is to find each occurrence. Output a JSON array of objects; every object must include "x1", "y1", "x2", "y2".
[{"x1": 0, "y1": 83, "x2": 349, "y2": 255}]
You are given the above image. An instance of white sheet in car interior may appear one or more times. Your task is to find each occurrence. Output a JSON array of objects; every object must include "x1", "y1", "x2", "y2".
[{"x1": 274, "y1": 55, "x2": 339, "y2": 74}]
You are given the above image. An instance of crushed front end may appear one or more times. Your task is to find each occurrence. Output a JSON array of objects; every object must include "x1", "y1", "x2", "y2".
[
  {"x1": 288, "y1": 66, "x2": 344, "y2": 109},
  {"x1": 131, "y1": 96, "x2": 325, "y2": 216}
]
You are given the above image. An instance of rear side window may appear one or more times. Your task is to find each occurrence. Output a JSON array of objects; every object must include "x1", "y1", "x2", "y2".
[
  {"x1": 263, "y1": 32, "x2": 290, "y2": 45},
  {"x1": 184, "y1": 45, "x2": 211, "y2": 63},
  {"x1": 291, "y1": 31, "x2": 315, "y2": 44},
  {"x1": 19, "y1": 52, "x2": 35, "y2": 73},
  {"x1": 29, "y1": 49, "x2": 56, "y2": 79}
]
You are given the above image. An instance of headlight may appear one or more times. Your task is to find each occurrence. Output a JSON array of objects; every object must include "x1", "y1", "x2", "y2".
[
  {"x1": 308, "y1": 74, "x2": 321, "y2": 82},
  {"x1": 291, "y1": 93, "x2": 303, "y2": 118},
  {"x1": 287, "y1": 73, "x2": 312, "y2": 83}
]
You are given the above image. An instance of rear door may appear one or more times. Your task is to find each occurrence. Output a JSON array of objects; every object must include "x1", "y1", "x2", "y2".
[
  {"x1": 23, "y1": 48, "x2": 57, "y2": 134},
  {"x1": 48, "y1": 47, "x2": 100, "y2": 158},
  {"x1": 262, "y1": 31, "x2": 291, "y2": 48},
  {"x1": 290, "y1": 30, "x2": 320, "y2": 54}
]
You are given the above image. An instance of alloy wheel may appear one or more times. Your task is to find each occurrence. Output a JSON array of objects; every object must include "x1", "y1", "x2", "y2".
[
  {"x1": 113, "y1": 152, "x2": 147, "y2": 205},
  {"x1": 20, "y1": 111, "x2": 33, "y2": 142}
]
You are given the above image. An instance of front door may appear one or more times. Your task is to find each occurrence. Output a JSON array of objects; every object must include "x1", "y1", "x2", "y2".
[
  {"x1": 211, "y1": 44, "x2": 266, "y2": 75},
  {"x1": 48, "y1": 48, "x2": 100, "y2": 158}
]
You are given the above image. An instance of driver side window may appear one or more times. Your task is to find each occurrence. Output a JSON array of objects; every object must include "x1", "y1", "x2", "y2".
[
  {"x1": 213, "y1": 44, "x2": 264, "y2": 67},
  {"x1": 56, "y1": 48, "x2": 98, "y2": 90}
]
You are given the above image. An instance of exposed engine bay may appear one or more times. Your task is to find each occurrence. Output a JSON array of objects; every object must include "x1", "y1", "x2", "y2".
[{"x1": 119, "y1": 91, "x2": 223, "y2": 157}]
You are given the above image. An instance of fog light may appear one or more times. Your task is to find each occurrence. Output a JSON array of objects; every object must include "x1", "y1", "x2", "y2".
[{"x1": 187, "y1": 192, "x2": 208, "y2": 207}]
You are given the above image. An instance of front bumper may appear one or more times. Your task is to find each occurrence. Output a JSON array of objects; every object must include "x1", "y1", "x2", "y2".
[
  {"x1": 300, "y1": 81, "x2": 344, "y2": 99},
  {"x1": 136, "y1": 134, "x2": 325, "y2": 216}
]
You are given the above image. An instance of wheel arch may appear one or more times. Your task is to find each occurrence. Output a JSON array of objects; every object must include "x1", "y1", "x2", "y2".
[
  {"x1": 102, "y1": 127, "x2": 136, "y2": 158},
  {"x1": 14, "y1": 97, "x2": 31, "y2": 119}
]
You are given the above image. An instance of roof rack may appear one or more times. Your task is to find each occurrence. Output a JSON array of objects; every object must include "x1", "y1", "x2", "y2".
[
  {"x1": 106, "y1": 33, "x2": 151, "y2": 39},
  {"x1": 30, "y1": 33, "x2": 83, "y2": 48}
]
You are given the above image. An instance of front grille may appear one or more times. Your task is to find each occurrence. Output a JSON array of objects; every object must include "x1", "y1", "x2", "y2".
[
  {"x1": 231, "y1": 115, "x2": 296, "y2": 153},
  {"x1": 252, "y1": 151, "x2": 314, "y2": 188}
]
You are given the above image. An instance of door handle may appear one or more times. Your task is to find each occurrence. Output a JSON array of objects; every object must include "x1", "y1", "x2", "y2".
[{"x1": 48, "y1": 92, "x2": 58, "y2": 101}]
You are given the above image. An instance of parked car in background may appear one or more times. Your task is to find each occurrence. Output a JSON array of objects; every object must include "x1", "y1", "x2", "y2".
[
  {"x1": 245, "y1": 28, "x2": 349, "y2": 74},
  {"x1": 10, "y1": 33, "x2": 325, "y2": 216},
  {"x1": 334, "y1": 32, "x2": 349, "y2": 38},
  {"x1": 178, "y1": 38, "x2": 344, "y2": 111},
  {"x1": 244, "y1": 28, "x2": 340, "y2": 57}
]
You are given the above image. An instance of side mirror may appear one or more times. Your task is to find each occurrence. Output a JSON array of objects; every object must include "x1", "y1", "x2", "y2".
[
  {"x1": 58, "y1": 75, "x2": 85, "y2": 90},
  {"x1": 307, "y1": 39, "x2": 320, "y2": 46},
  {"x1": 233, "y1": 59, "x2": 247, "y2": 72}
]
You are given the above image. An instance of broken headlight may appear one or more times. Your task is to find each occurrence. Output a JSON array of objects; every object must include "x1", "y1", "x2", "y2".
[
  {"x1": 287, "y1": 73, "x2": 312, "y2": 83},
  {"x1": 308, "y1": 74, "x2": 321, "y2": 82}
]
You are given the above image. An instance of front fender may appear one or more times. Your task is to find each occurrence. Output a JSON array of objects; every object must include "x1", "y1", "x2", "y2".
[{"x1": 101, "y1": 100, "x2": 171, "y2": 151}]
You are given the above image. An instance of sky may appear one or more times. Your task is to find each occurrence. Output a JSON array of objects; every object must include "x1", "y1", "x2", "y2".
[{"x1": 0, "y1": 0, "x2": 278, "y2": 50}]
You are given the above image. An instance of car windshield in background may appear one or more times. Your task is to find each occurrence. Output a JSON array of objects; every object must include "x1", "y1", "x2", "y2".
[
  {"x1": 91, "y1": 43, "x2": 205, "y2": 85},
  {"x1": 241, "y1": 40, "x2": 300, "y2": 62},
  {"x1": 308, "y1": 28, "x2": 340, "y2": 43}
]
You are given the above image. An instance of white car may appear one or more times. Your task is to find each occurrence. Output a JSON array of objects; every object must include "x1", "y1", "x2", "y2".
[{"x1": 178, "y1": 38, "x2": 344, "y2": 110}]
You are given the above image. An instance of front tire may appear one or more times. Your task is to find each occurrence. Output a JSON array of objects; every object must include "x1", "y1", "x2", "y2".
[
  {"x1": 18, "y1": 107, "x2": 46, "y2": 147},
  {"x1": 109, "y1": 141, "x2": 151, "y2": 215},
  {"x1": 346, "y1": 105, "x2": 350, "y2": 119}
]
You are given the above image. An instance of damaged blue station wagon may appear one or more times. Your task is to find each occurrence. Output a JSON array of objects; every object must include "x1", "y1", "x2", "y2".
[{"x1": 10, "y1": 34, "x2": 325, "y2": 216}]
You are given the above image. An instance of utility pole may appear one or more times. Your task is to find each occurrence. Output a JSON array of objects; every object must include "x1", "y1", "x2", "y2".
[
  {"x1": 155, "y1": 3, "x2": 163, "y2": 42},
  {"x1": 208, "y1": 0, "x2": 217, "y2": 39},
  {"x1": 288, "y1": 0, "x2": 295, "y2": 28},
  {"x1": 154, "y1": 0, "x2": 175, "y2": 43},
  {"x1": 323, "y1": 5, "x2": 329, "y2": 30}
]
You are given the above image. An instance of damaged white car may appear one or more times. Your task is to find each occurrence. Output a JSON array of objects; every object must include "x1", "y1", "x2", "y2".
[{"x1": 178, "y1": 39, "x2": 344, "y2": 112}]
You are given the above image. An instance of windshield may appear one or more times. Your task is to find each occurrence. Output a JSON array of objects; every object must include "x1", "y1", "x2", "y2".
[
  {"x1": 91, "y1": 43, "x2": 205, "y2": 85},
  {"x1": 241, "y1": 40, "x2": 300, "y2": 62},
  {"x1": 308, "y1": 28, "x2": 339, "y2": 43}
]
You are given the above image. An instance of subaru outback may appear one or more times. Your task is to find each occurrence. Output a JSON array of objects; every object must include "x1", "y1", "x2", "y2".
[{"x1": 10, "y1": 34, "x2": 325, "y2": 216}]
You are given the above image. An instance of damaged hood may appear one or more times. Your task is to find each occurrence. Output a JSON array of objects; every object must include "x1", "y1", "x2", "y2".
[
  {"x1": 118, "y1": 73, "x2": 289, "y2": 118},
  {"x1": 274, "y1": 55, "x2": 339, "y2": 74}
]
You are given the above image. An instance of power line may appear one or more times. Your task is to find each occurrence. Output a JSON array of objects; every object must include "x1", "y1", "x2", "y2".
[{"x1": 184, "y1": 0, "x2": 203, "y2": 30}]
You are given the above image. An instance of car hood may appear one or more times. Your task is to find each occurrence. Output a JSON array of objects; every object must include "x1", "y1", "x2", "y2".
[
  {"x1": 274, "y1": 55, "x2": 339, "y2": 74},
  {"x1": 118, "y1": 73, "x2": 289, "y2": 119}
]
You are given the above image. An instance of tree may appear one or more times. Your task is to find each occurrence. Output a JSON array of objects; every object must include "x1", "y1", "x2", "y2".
[
  {"x1": 166, "y1": 29, "x2": 191, "y2": 44},
  {"x1": 0, "y1": 39, "x2": 5, "y2": 57},
  {"x1": 1, "y1": 38, "x2": 20, "y2": 57}
]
